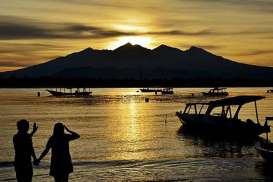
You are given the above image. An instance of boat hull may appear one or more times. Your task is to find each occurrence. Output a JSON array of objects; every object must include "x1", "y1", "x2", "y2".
[
  {"x1": 161, "y1": 90, "x2": 174, "y2": 94},
  {"x1": 176, "y1": 112, "x2": 269, "y2": 137},
  {"x1": 255, "y1": 142, "x2": 273, "y2": 163},
  {"x1": 47, "y1": 90, "x2": 91, "y2": 97},
  {"x1": 202, "y1": 92, "x2": 229, "y2": 97}
]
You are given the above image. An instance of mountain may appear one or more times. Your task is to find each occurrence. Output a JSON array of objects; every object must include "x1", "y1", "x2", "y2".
[{"x1": 0, "y1": 43, "x2": 273, "y2": 86}]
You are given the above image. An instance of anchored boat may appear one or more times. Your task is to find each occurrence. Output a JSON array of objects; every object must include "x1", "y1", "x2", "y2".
[
  {"x1": 255, "y1": 117, "x2": 273, "y2": 163},
  {"x1": 139, "y1": 87, "x2": 174, "y2": 94},
  {"x1": 47, "y1": 88, "x2": 92, "y2": 97},
  {"x1": 176, "y1": 96, "x2": 270, "y2": 137},
  {"x1": 202, "y1": 87, "x2": 229, "y2": 97},
  {"x1": 161, "y1": 88, "x2": 174, "y2": 94}
]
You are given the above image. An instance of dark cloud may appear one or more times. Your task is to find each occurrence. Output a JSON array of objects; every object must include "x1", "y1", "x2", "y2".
[
  {"x1": 147, "y1": 29, "x2": 213, "y2": 36},
  {"x1": 0, "y1": 15, "x2": 272, "y2": 41},
  {"x1": 179, "y1": 44, "x2": 223, "y2": 50},
  {"x1": 0, "y1": 17, "x2": 214, "y2": 40}
]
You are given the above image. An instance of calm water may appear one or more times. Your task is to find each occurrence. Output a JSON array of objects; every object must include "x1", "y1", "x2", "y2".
[{"x1": 0, "y1": 88, "x2": 272, "y2": 181}]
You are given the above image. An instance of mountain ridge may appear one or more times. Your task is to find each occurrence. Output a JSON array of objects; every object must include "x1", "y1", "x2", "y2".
[{"x1": 0, "y1": 43, "x2": 272, "y2": 86}]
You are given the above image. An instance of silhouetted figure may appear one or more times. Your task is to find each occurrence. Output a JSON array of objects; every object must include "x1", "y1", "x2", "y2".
[
  {"x1": 37, "y1": 123, "x2": 80, "y2": 182},
  {"x1": 13, "y1": 120, "x2": 38, "y2": 182}
]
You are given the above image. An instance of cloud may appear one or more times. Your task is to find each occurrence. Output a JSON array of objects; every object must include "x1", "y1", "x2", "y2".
[
  {"x1": 0, "y1": 16, "x2": 214, "y2": 40},
  {"x1": 0, "y1": 43, "x2": 71, "y2": 53},
  {"x1": 0, "y1": 61, "x2": 30, "y2": 67},
  {"x1": 233, "y1": 50, "x2": 273, "y2": 56},
  {"x1": 146, "y1": 29, "x2": 213, "y2": 36},
  {"x1": 1, "y1": 15, "x2": 273, "y2": 41},
  {"x1": 179, "y1": 43, "x2": 223, "y2": 50}
]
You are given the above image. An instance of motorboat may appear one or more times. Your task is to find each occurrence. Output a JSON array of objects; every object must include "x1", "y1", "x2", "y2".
[
  {"x1": 202, "y1": 87, "x2": 229, "y2": 97},
  {"x1": 176, "y1": 96, "x2": 270, "y2": 137},
  {"x1": 255, "y1": 117, "x2": 273, "y2": 163}
]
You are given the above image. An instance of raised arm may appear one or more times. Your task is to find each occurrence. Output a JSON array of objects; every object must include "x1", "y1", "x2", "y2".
[
  {"x1": 29, "y1": 123, "x2": 38, "y2": 137},
  {"x1": 64, "y1": 125, "x2": 80, "y2": 140}
]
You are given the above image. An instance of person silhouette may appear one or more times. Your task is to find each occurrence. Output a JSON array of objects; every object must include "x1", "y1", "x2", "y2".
[
  {"x1": 13, "y1": 119, "x2": 38, "y2": 182},
  {"x1": 36, "y1": 123, "x2": 80, "y2": 182}
]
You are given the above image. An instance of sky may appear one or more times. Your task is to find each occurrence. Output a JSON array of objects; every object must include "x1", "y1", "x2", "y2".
[{"x1": 0, "y1": 0, "x2": 273, "y2": 71}]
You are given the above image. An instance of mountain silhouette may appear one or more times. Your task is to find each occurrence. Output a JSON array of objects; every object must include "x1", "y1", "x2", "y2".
[{"x1": 0, "y1": 43, "x2": 272, "y2": 86}]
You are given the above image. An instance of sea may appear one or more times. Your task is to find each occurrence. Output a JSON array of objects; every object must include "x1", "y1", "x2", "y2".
[{"x1": 0, "y1": 88, "x2": 272, "y2": 181}]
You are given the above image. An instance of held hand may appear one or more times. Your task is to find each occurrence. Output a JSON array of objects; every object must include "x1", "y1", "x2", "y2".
[{"x1": 33, "y1": 159, "x2": 40, "y2": 166}]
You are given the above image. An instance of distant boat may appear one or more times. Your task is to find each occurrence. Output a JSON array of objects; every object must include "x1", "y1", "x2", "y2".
[
  {"x1": 161, "y1": 88, "x2": 174, "y2": 94},
  {"x1": 266, "y1": 89, "x2": 273, "y2": 93},
  {"x1": 139, "y1": 87, "x2": 174, "y2": 94},
  {"x1": 202, "y1": 87, "x2": 229, "y2": 97},
  {"x1": 255, "y1": 117, "x2": 273, "y2": 163},
  {"x1": 140, "y1": 88, "x2": 162, "y2": 93},
  {"x1": 47, "y1": 88, "x2": 92, "y2": 97},
  {"x1": 176, "y1": 96, "x2": 270, "y2": 137}
]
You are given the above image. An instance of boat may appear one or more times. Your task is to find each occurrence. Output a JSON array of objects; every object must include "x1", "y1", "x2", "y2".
[
  {"x1": 266, "y1": 89, "x2": 273, "y2": 93},
  {"x1": 47, "y1": 88, "x2": 92, "y2": 97},
  {"x1": 140, "y1": 87, "x2": 174, "y2": 94},
  {"x1": 176, "y1": 96, "x2": 270, "y2": 137},
  {"x1": 255, "y1": 117, "x2": 273, "y2": 163},
  {"x1": 140, "y1": 88, "x2": 162, "y2": 93},
  {"x1": 161, "y1": 88, "x2": 174, "y2": 94},
  {"x1": 202, "y1": 87, "x2": 229, "y2": 97}
]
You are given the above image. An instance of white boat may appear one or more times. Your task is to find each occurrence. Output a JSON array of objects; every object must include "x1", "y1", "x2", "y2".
[{"x1": 176, "y1": 96, "x2": 270, "y2": 138}]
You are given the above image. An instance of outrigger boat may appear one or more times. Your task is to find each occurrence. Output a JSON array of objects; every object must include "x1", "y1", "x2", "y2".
[
  {"x1": 140, "y1": 88, "x2": 162, "y2": 93},
  {"x1": 47, "y1": 88, "x2": 92, "y2": 97},
  {"x1": 202, "y1": 87, "x2": 229, "y2": 97},
  {"x1": 255, "y1": 117, "x2": 273, "y2": 163},
  {"x1": 176, "y1": 96, "x2": 270, "y2": 137},
  {"x1": 139, "y1": 87, "x2": 174, "y2": 94}
]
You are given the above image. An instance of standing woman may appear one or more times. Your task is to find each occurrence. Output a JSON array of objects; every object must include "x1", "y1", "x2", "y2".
[{"x1": 37, "y1": 123, "x2": 80, "y2": 182}]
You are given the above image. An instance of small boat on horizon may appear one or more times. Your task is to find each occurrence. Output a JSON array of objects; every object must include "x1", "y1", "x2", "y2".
[
  {"x1": 161, "y1": 88, "x2": 174, "y2": 94},
  {"x1": 176, "y1": 95, "x2": 270, "y2": 138},
  {"x1": 202, "y1": 87, "x2": 229, "y2": 97},
  {"x1": 47, "y1": 88, "x2": 92, "y2": 97}
]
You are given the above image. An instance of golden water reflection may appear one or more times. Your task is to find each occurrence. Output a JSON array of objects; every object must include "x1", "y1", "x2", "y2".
[{"x1": 107, "y1": 100, "x2": 155, "y2": 160}]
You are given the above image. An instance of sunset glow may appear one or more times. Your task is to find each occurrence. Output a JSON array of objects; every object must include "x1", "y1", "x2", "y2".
[
  {"x1": 108, "y1": 36, "x2": 153, "y2": 49},
  {"x1": 0, "y1": 0, "x2": 273, "y2": 71}
]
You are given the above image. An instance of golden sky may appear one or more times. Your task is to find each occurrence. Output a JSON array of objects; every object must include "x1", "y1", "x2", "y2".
[{"x1": 1, "y1": 0, "x2": 273, "y2": 71}]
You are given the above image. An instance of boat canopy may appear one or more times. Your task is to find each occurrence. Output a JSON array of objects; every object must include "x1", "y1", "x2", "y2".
[
  {"x1": 182, "y1": 96, "x2": 265, "y2": 121},
  {"x1": 208, "y1": 96, "x2": 265, "y2": 107},
  {"x1": 211, "y1": 87, "x2": 226, "y2": 90}
]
